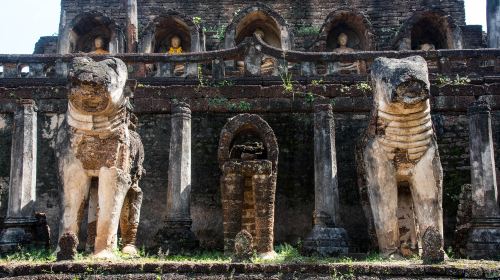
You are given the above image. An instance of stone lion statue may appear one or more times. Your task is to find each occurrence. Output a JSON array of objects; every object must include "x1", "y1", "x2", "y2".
[
  {"x1": 56, "y1": 57, "x2": 144, "y2": 259},
  {"x1": 357, "y1": 56, "x2": 444, "y2": 258}
]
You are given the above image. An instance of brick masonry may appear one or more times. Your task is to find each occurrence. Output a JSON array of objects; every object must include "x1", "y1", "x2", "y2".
[
  {"x1": 0, "y1": 82, "x2": 498, "y2": 252},
  {"x1": 58, "y1": 0, "x2": 472, "y2": 51}
]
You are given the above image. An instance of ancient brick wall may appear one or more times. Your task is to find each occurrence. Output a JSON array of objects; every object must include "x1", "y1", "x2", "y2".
[
  {"x1": 137, "y1": 0, "x2": 465, "y2": 50},
  {"x1": 58, "y1": 0, "x2": 467, "y2": 51},
  {"x1": 4, "y1": 100, "x2": 493, "y2": 252}
]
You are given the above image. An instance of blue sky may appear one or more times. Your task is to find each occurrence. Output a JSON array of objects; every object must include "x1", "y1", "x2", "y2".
[{"x1": 0, "y1": 0, "x2": 488, "y2": 54}]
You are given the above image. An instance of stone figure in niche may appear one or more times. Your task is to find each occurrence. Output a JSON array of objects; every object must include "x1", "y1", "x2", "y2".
[
  {"x1": 332, "y1": 33, "x2": 360, "y2": 73},
  {"x1": 56, "y1": 57, "x2": 145, "y2": 260},
  {"x1": 255, "y1": 29, "x2": 276, "y2": 74},
  {"x1": 167, "y1": 35, "x2": 185, "y2": 75},
  {"x1": 419, "y1": 43, "x2": 436, "y2": 51},
  {"x1": 91, "y1": 37, "x2": 109, "y2": 55},
  {"x1": 357, "y1": 56, "x2": 444, "y2": 259},
  {"x1": 238, "y1": 28, "x2": 276, "y2": 75},
  {"x1": 218, "y1": 114, "x2": 279, "y2": 259}
]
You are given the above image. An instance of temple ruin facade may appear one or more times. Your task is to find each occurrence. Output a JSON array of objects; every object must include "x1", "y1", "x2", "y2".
[{"x1": 0, "y1": 0, "x2": 499, "y2": 261}]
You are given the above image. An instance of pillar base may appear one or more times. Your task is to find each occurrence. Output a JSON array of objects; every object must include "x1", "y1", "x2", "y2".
[
  {"x1": 0, "y1": 214, "x2": 49, "y2": 253},
  {"x1": 466, "y1": 217, "x2": 500, "y2": 260},
  {"x1": 154, "y1": 219, "x2": 199, "y2": 255},
  {"x1": 301, "y1": 225, "x2": 349, "y2": 257}
]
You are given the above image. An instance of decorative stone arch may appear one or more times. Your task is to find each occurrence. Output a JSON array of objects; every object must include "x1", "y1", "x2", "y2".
[
  {"x1": 139, "y1": 11, "x2": 203, "y2": 53},
  {"x1": 58, "y1": 11, "x2": 124, "y2": 54},
  {"x1": 392, "y1": 9, "x2": 463, "y2": 50},
  {"x1": 224, "y1": 3, "x2": 292, "y2": 50},
  {"x1": 218, "y1": 114, "x2": 278, "y2": 172},
  {"x1": 218, "y1": 114, "x2": 279, "y2": 256},
  {"x1": 319, "y1": 9, "x2": 374, "y2": 51}
]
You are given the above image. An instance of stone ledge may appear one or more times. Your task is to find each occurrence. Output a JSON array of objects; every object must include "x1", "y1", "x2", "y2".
[{"x1": 0, "y1": 261, "x2": 498, "y2": 279}]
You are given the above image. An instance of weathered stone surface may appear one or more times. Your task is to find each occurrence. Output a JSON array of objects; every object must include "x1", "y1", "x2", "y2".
[
  {"x1": 232, "y1": 230, "x2": 254, "y2": 263},
  {"x1": 0, "y1": 99, "x2": 43, "y2": 252},
  {"x1": 422, "y1": 226, "x2": 445, "y2": 264},
  {"x1": 218, "y1": 114, "x2": 278, "y2": 256},
  {"x1": 454, "y1": 184, "x2": 472, "y2": 258},
  {"x1": 488, "y1": 0, "x2": 500, "y2": 48},
  {"x1": 1, "y1": 261, "x2": 499, "y2": 279},
  {"x1": 155, "y1": 102, "x2": 198, "y2": 254},
  {"x1": 357, "y1": 56, "x2": 444, "y2": 258},
  {"x1": 56, "y1": 57, "x2": 144, "y2": 259},
  {"x1": 302, "y1": 104, "x2": 348, "y2": 257},
  {"x1": 466, "y1": 100, "x2": 500, "y2": 260},
  {"x1": 57, "y1": 232, "x2": 78, "y2": 261}
]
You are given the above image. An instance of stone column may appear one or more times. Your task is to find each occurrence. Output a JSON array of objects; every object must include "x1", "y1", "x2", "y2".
[
  {"x1": 466, "y1": 101, "x2": 500, "y2": 260},
  {"x1": 155, "y1": 102, "x2": 198, "y2": 253},
  {"x1": 302, "y1": 104, "x2": 349, "y2": 257},
  {"x1": 126, "y1": 0, "x2": 138, "y2": 53},
  {"x1": 0, "y1": 100, "x2": 38, "y2": 252},
  {"x1": 488, "y1": 0, "x2": 500, "y2": 48}
]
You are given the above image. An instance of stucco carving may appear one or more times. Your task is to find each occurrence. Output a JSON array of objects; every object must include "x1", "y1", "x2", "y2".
[
  {"x1": 56, "y1": 57, "x2": 144, "y2": 259},
  {"x1": 357, "y1": 56, "x2": 444, "y2": 258}
]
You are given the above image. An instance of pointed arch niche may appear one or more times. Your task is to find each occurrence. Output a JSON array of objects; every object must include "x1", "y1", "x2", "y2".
[
  {"x1": 59, "y1": 12, "x2": 123, "y2": 54},
  {"x1": 321, "y1": 9, "x2": 374, "y2": 51},
  {"x1": 393, "y1": 10, "x2": 463, "y2": 50}
]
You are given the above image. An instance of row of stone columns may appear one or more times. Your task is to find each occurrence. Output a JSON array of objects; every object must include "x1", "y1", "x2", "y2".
[
  {"x1": 0, "y1": 100, "x2": 39, "y2": 251},
  {"x1": 487, "y1": 0, "x2": 500, "y2": 48},
  {"x1": 466, "y1": 101, "x2": 500, "y2": 259},
  {"x1": 0, "y1": 99, "x2": 498, "y2": 258}
]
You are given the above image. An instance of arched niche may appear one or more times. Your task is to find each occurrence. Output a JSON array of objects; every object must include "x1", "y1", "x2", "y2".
[
  {"x1": 224, "y1": 4, "x2": 291, "y2": 50},
  {"x1": 139, "y1": 12, "x2": 203, "y2": 54},
  {"x1": 321, "y1": 9, "x2": 374, "y2": 51},
  {"x1": 393, "y1": 10, "x2": 463, "y2": 50},
  {"x1": 218, "y1": 114, "x2": 279, "y2": 255},
  {"x1": 59, "y1": 12, "x2": 123, "y2": 54}
]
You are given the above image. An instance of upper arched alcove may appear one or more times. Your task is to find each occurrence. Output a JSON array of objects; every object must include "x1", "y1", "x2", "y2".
[
  {"x1": 393, "y1": 10, "x2": 463, "y2": 50},
  {"x1": 320, "y1": 9, "x2": 374, "y2": 51},
  {"x1": 58, "y1": 12, "x2": 123, "y2": 54},
  {"x1": 224, "y1": 4, "x2": 292, "y2": 50},
  {"x1": 139, "y1": 11, "x2": 203, "y2": 54}
]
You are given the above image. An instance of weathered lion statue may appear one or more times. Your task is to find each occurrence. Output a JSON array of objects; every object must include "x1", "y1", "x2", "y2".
[
  {"x1": 56, "y1": 57, "x2": 144, "y2": 259},
  {"x1": 357, "y1": 56, "x2": 444, "y2": 258}
]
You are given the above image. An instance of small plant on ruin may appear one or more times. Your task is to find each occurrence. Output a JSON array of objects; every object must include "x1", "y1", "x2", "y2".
[
  {"x1": 193, "y1": 16, "x2": 202, "y2": 26},
  {"x1": 228, "y1": 101, "x2": 251, "y2": 111},
  {"x1": 356, "y1": 82, "x2": 372, "y2": 94},
  {"x1": 436, "y1": 75, "x2": 451, "y2": 87},
  {"x1": 279, "y1": 54, "x2": 295, "y2": 97},
  {"x1": 197, "y1": 64, "x2": 207, "y2": 89},
  {"x1": 436, "y1": 74, "x2": 471, "y2": 88},
  {"x1": 215, "y1": 79, "x2": 235, "y2": 87},
  {"x1": 305, "y1": 91, "x2": 315, "y2": 104},
  {"x1": 4, "y1": 247, "x2": 56, "y2": 263},
  {"x1": 340, "y1": 85, "x2": 351, "y2": 94},
  {"x1": 296, "y1": 25, "x2": 321, "y2": 37},
  {"x1": 204, "y1": 25, "x2": 227, "y2": 42},
  {"x1": 311, "y1": 79, "x2": 324, "y2": 87},
  {"x1": 452, "y1": 74, "x2": 471, "y2": 86},
  {"x1": 208, "y1": 96, "x2": 229, "y2": 107}
]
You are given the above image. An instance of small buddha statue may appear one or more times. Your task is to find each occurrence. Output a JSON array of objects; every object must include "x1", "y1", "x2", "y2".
[
  {"x1": 167, "y1": 35, "x2": 185, "y2": 75},
  {"x1": 419, "y1": 43, "x2": 436, "y2": 51},
  {"x1": 91, "y1": 37, "x2": 109, "y2": 55},
  {"x1": 237, "y1": 28, "x2": 276, "y2": 74},
  {"x1": 255, "y1": 29, "x2": 276, "y2": 74},
  {"x1": 332, "y1": 33, "x2": 360, "y2": 73},
  {"x1": 168, "y1": 35, "x2": 183, "y2": 55}
]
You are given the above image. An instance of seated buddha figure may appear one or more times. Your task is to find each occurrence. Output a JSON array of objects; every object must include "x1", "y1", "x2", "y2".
[
  {"x1": 255, "y1": 29, "x2": 276, "y2": 74},
  {"x1": 237, "y1": 28, "x2": 276, "y2": 75},
  {"x1": 167, "y1": 35, "x2": 185, "y2": 75},
  {"x1": 332, "y1": 33, "x2": 360, "y2": 74},
  {"x1": 419, "y1": 43, "x2": 436, "y2": 51},
  {"x1": 91, "y1": 37, "x2": 109, "y2": 55}
]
